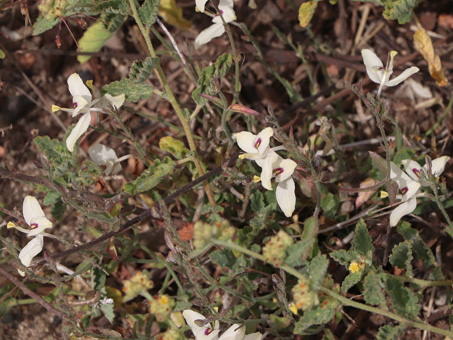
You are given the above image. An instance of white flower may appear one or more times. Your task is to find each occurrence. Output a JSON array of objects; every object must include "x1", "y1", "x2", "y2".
[
  {"x1": 183, "y1": 310, "x2": 261, "y2": 340},
  {"x1": 88, "y1": 143, "x2": 122, "y2": 176},
  {"x1": 361, "y1": 49, "x2": 419, "y2": 96},
  {"x1": 259, "y1": 151, "x2": 297, "y2": 218},
  {"x1": 233, "y1": 127, "x2": 273, "y2": 161},
  {"x1": 195, "y1": 0, "x2": 236, "y2": 48},
  {"x1": 7, "y1": 196, "x2": 53, "y2": 276},
  {"x1": 389, "y1": 156, "x2": 450, "y2": 227},
  {"x1": 52, "y1": 73, "x2": 125, "y2": 152}
]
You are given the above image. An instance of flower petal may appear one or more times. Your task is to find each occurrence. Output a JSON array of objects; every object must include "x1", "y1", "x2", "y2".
[
  {"x1": 218, "y1": 324, "x2": 245, "y2": 340},
  {"x1": 213, "y1": 5, "x2": 236, "y2": 24},
  {"x1": 66, "y1": 112, "x2": 92, "y2": 152},
  {"x1": 72, "y1": 96, "x2": 89, "y2": 117},
  {"x1": 261, "y1": 152, "x2": 279, "y2": 190},
  {"x1": 243, "y1": 333, "x2": 263, "y2": 340},
  {"x1": 234, "y1": 131, "x2": 260, "y2": 154},
  {"x1": 196, "y1": 0, "x2": 209, "y2": 12},
  {"x1": 390, "y1": 162, "x2": 412, "y2": 188},
  {"x1": 428, "y1": 156, "x2": 450, "y2": 177},
  {"x1": 276, "y1": 178, "x2": 296, "y2": 218},
  {"x1": 68, "y1": 73, "x2": 92, "y2": 101},
  {"x1": 195, "y1": 23, "x2": 225, "y2": 48},
  {"x1": 255, "y1": 127, "x2": 273, "y2": 155},
  {"x1": 275, "y1": 159, "x2": 297, "y2": 183},
  {"x1": 389, "y1": 196, "x2": 417, "y2": 227},
  {"x1": 385, "y1": 67, "x2": 420, "y2": 86},
  {"x1": 361, "y1": 49, "x2": 383, "y2": 83},
  {"x1": 23, "y1": 196, "x2": 46, "y2": 226},
  {"x1": 182, "y1": 310, "x2": 219, "y2": 340},
  {"x1": 18, "y1": 235, "x2": 44, "y2": 276}
]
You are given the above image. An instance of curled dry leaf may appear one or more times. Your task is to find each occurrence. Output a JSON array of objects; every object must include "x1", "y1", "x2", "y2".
[
  {"x1": 413, "y1": 23, "x2": 448, "y2": 87},
  {"x1": 356, "y1": 178, "x2": 378, "y2": 209},
  {"x1": 298, "y1": 1, "x2": 318, "y2": 28}
]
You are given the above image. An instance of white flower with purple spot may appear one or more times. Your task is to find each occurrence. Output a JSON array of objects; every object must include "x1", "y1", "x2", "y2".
[
  {"x1": 389, "y1": 156, "x2": 450, "y2": 227},
  {"x1": 7, "y1": 196, "x2": 53, "y2": 276}
]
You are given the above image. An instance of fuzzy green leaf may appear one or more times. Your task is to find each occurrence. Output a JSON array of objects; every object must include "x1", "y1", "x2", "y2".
[
  {"x1": 376, "y1": 324, "x2": 406, "y2": 340},
  {"x1": 50, "y1": 197, "x2": 66, "y2": 220},
  {"x1": 389, "y1": 240, "x2": 413, "y2": 277},
  {"x1": 92, "y1": 267, "x2": 107, "y2": 292},
  {"x1": 308, "y1": 255, "x2": 329, "y2": 290},
  {"x1": 329, "y1": 249, "x2": 357, "y2": 267},
  {"x1": 99, "y1": 301, "x2": 115, "y2": 323},
  {"x1": 77, "y1": 21, "x2": 117, "y2": 63},
  {"x1": 43, "y1": 191, "x2": 61, "y2": 205},
  {"x1": 397, "y1": 222, "x2": 435, "y2": 266},
  {"x1": 352, "y1": 219, "x2": 373, "y2": 258},
  {"x1": 294, "y1": 305, "x2": 336, "y2": 334},
  {"x1": 33, "y1": 15, "x2": 60, "y2": 35},
  {"x1": 123, "y1": 157, "x2": 175, "y2": 195},
  {"x1": 129, "y1": 57, "x2": 159, "y2": 83},
  {"x1": 369, "y1": 151, "x2": 388, "y2": 176},
  {"x1": 93, "y1": 0, "x2": 130, "y2": 14},
  {"x1": 383, "y1": 0, "x2": 422, "y2": 24},
  {"x1": 101, "y1": 13, "x2": 126, "y2": 32},
  {"x1": 384, "y1": 275, "x2": 420, "y2": 319},
  {"x1": 139, "y1": 0, "x2": 160, "y2": 26},
  {"x1": 286, "y1": 239, "x2": 313, "y2": 267},
  {"x1": 321, "y1": 193, "x2": 339, "y2": 220},
  {"x1": 363, "y1": 271, "x2": 386, "y2": 306},
  {"x1": 103, "y1": 79, "x2": 153, "y2": 102},
  {"x1": 192, "y1": 53, "x2": 233, "y2": 105},
  {"x1": 341, "y1": 271, "x2": 363, "y2": 293}
]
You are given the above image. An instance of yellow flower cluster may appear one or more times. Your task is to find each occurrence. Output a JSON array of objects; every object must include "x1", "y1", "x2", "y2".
[
  {"x1": 122, "y1": 271, "x2": 154, "y2": 302},
  {"x1": 262, "y1": 230, "x2": 294, "y2": 267},
  {"x1": 193, "y1": 220, "x2": 236, "y2": 250},
  {"x1": 149, "y1": 294, "x2": 175, "y2": 322}
]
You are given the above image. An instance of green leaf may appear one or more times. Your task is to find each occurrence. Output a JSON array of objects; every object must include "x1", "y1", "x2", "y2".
[
  {"x1": 51, "y1": 197, "x2": 66, "y2": 220},
  {"x1": 0, "y1": 49, "x2": 5, "y2": 59},
  {"x1": 123, "y1": 157, "x2": 175, "y2": 195},
  {"x1": 192, "y1": 53, "x2": 233, "y2": 105},
  {"x1": 33, "y1": 15, "x2": 60, "y2": 35},
  {"x1": 43, "y1": 191, "x2": 61, "y2": 205},
  {"x1": 383, "y1": 0, "x2": 422, "y2": 24},
  {"x1": 294, "y1": 305, "x2": 336, "y2": 334},
  {"x1": 77, "y1": 21, "x2": 117, "y2": 64},
  {"x1": 103, "y1": 79, "x2": 153, "y2": 102},
  {"x1": 159, "y1": 136, "x2": 189, "y2": 160},
  {"x1": 94, "y1": 0, "x2": 130, "y2": 14},
  {"x1": 376, "y1": 324, "x2": 406, "y2": 340},
  {"x1": 308, "y1": 255, "x2": 329, "y2": 290},
  {"x1": 286, "y1": 239, "x2": 313, "y2": 267},
  {"x1": 384, "y1": 275, "x2": 420, "y2": 319},
  {"x1": 34, "y1": 135, "x2": 74, "y2": 180},
  {"x1": 209, "y1": 249, "x2": 236, "y2": 269},
  {"x1": 329, "y1": 249, "x2": 357, "y2": 267},
  {"x1": 298, "y1": 1, "x2": 318, "y2": 28},
  {"x1": 100, "y1": 13, "x2": 126, "y2": 32},
  {"x1": 139, "y1": 0, "x2": 160, "y2": 26},
  {"x1": 397, "y1": 222, "x2": 435, "y2": 266},
  {"x1": 389, "y1": 240, "x2": 413, "y2": 277},
  {"x1": 363, "y1": 271, "x2": 386, "y2": 306},
  {"x1": 129, "y1": 57, "x2": 159, "y2": 83},
  {"x1": 341, "y1": 271, "x2": 363, "y2": 293},
  {"x1": 393, "y1": 148, "x2": 415, "y2": 164},
  {"x1": 369, "y1": 151, "x2": 388, "y2": 176},
  {"x1": 92, "y1": 267, "x2": 107, "y2": 292},
  {"x1": 321, "y1": 193, "x2": 339, "y2": 220},
  {"x1": 352, "y1": 219, "x2": 373, "y2": 258},
  {"x1": 99, "y1": 301, "x2": 115, "y2": 323}
]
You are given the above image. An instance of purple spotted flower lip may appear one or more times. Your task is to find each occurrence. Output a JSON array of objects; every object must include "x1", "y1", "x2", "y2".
[
  {"x1": 233, "y1": 127, "x2": 274, "y2": 161},
  {"x1": 388, "y1": 156, "x2": 450, "y2": 227}
]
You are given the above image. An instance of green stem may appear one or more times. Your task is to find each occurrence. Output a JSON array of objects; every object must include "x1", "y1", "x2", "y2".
[
  {"x1": 128, "y1": 0, "x2": 215, "y2": 206},
  {"x1": 432, "y1": 185, "x2": 453, "y2": 237},
  {"x1": 212, "y1": 239, "x2": 453, "y2": 338},
  {"x1": 389, "y1": 274, "x2": 453, "y2": 288},
  {"x1": 425, "y1": 93, "x2": 453, "y2": 137}
]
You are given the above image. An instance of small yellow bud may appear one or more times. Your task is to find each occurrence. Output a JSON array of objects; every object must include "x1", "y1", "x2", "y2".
[
  {"x1": 238, "y1": 154, "x2": 246, "y2": 159},
  {"x1": 380, "y1": 191, "x2": 389, "y2": 198},
  {"x1": 288, "y1": 303, "x2": 298, "y2": 315}
]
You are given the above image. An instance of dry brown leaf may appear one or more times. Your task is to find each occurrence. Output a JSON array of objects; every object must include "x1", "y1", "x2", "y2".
[
  {"x1": 439, "y1": 14, "x2": 453, "y2": 29},
  {"x1": 413, "y1": 23, "x2": 448, "y2": 87},
  {"x1": 355, "y1": 178, "x2": 378, "y2": 209}
]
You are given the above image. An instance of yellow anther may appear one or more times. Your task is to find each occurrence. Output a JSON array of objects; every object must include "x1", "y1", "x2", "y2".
[
  {"x1": 7, "y1": 221, "x2": 18, "y2": 229},
  {"x1": 288, "y1": 303, "x2": 298, "y2": 315},
  {"x1": 253, "y1": 175, "x2": 261, "y2": 183},
  {"x1": 380, "y1": 191, "x2": 389, "y2": 198},
  {"x1": 51, "y1": 105, "x2": 61, "y2": 112},
  {"x1": 86, "y1": 80, "x2": 93, "y2": 89}
]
